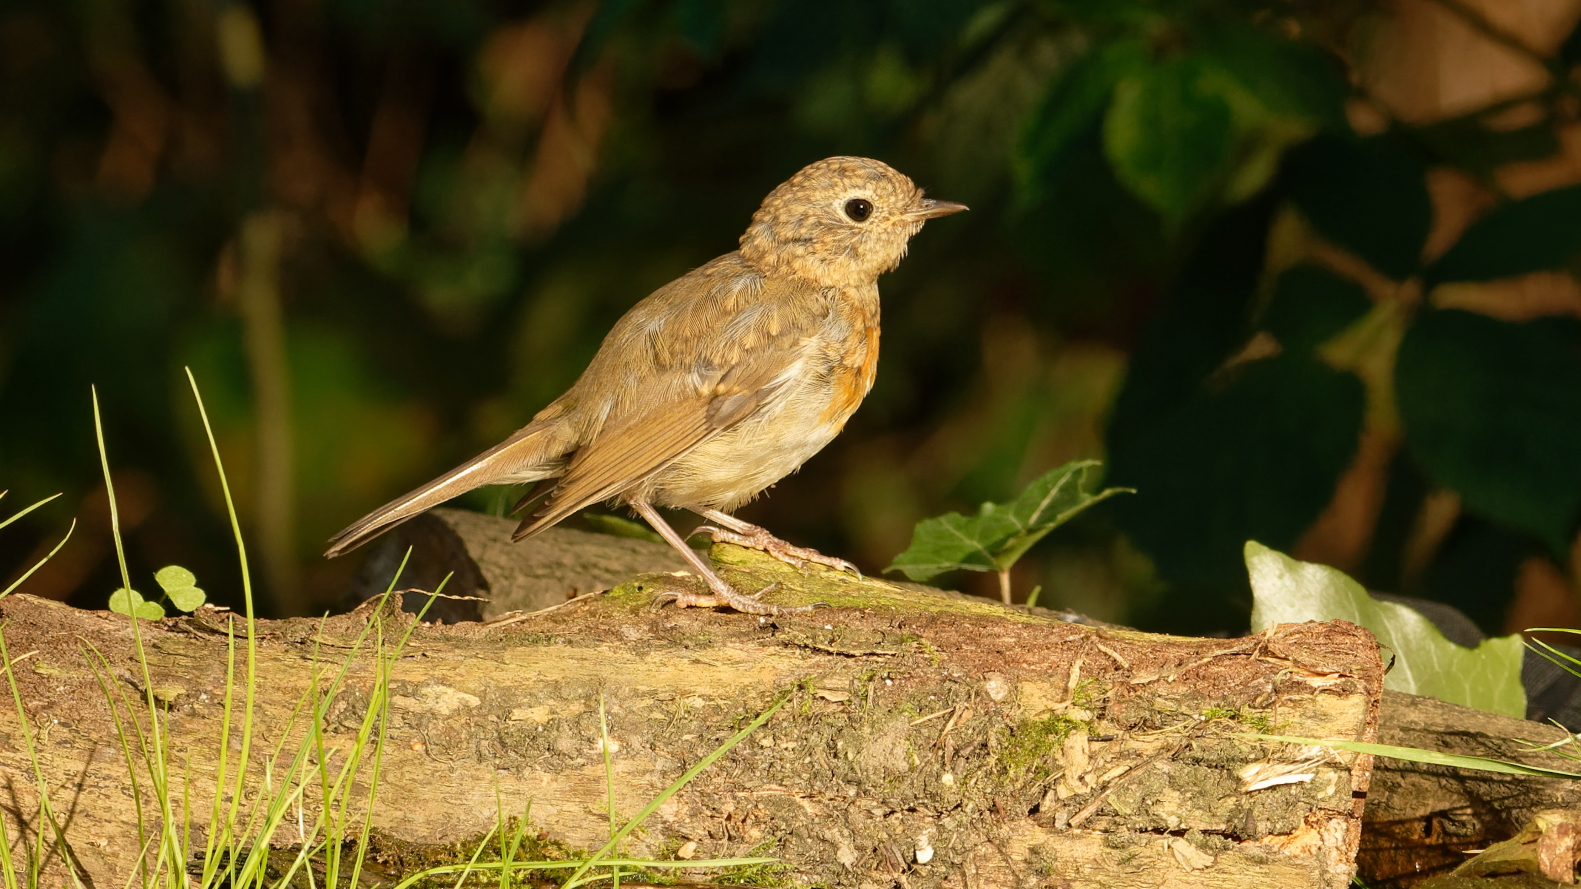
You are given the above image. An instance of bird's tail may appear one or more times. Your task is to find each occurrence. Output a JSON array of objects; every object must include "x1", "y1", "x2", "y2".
[{"x1": 324, "y1": 420, "x2": 572, "y2": 557}]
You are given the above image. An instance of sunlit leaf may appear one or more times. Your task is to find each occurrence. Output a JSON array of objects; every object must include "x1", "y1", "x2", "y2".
[
  {"x1": 109, "y1": 587, "x2": 166, "y2": 621},
  {"x1": 1247, "y1": 542, "x2": 1525, "y2": 717},
  {"x1": 886, "y1": 460, "x2": 1131, "y2": 582},
  {"x1": 153, "y1": 564, "x2": 206, "y2": 612},
  {"x1": 153, "y1": 565, "x2": 197, "y2": 591}
]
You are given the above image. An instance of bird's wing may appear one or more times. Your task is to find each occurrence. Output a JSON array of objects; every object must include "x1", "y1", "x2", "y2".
[{"x1": 513, "y1": 276, "x2": 825, "y2": 539}]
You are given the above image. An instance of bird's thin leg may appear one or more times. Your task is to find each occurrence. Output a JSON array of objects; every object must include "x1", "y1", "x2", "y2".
[
  {"x1": 693, "y1": 507, "x2": 861, "y2": 577},
  {"x1": 628, "y1": 498, "x2": 815, "y2": 615}
]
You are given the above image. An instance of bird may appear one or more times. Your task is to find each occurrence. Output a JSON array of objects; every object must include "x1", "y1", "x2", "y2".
[{"x1": 326, "y1": 156, "x2": 966, "y2": 614}]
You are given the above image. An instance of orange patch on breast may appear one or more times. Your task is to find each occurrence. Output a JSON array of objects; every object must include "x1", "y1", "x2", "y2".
[{"x1": 819, "y1": 323, "x2": 880, "y2": 428}]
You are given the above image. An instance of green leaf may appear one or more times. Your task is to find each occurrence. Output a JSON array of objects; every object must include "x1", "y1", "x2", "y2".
[
  {"x1": 1019, "y1": 38, "x2": 1147, "y2": 191},
  {"x1": 153, "y1": 565, "x2": 197, "y2": 592},
  {"x1": 1247, "y1": 733, "x2": 1581, "y2": 779},
  {"x1": 1246, "y1": 542, "x2": 1525, "y2": 717},
  {"x1": 1283, "y1": 135, "x2": 1431, "y2": 280},
  {"x1": 1108, "y1": 355, "x2": 1364, "y2": 590},
  {"x1": 1261, "y1": 264, "x2": 1372, "y2": 351},
  {"x1": 1396, "y1": 310, "x2": 1581, "y2": 553},
  {"x1": 153, "y1": 564, "x2": 206, "y2": 612},
  {"x1": 1425, "y1": 185, "x2": 1581, "y2": 285},
  {"x1": 108, "y1": 587, "x2": 166, "y2": 621},
  {"x1": 1104, "y1": 57, "x2": 1236, "y2": 228},
  {"x1": 165, "y1": 584, "x2": 206, "y2": 612},
  {"x1": 1196, "y1": 27, "x2": 1348, "y2": 131},
  {"x1": 108, "y1": 587, "x2": 139, "y2": 615},
  {"x1": 885, "y1": 460, "x2": 1132, "y2": 582}
]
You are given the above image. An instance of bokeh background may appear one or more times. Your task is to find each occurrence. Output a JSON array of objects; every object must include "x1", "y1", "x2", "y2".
[{"x1": 4, "y1": 0, "x2": 1581, "y2": 635}]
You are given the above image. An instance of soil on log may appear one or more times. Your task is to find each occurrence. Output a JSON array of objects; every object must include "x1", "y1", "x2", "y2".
[{"x1": 0, "y1": 541, "x2": 1385, "y2": 888}]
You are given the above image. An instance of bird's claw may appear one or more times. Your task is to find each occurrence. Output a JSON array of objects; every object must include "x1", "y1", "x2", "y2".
[
  {"x1": 649, "y1": 579, "x2": 816, "y2": 615},
  {"x1": 700, "y1": 526, "x2": 862, "y2": 577}
]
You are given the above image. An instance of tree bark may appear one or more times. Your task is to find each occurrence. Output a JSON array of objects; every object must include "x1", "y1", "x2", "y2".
[
  {"x1": 1, "y1": 542, "x2": 1386, "y2": 889},
  {"x1": 1358, "y1": 691, "x2": 1581, "y2": 888}
]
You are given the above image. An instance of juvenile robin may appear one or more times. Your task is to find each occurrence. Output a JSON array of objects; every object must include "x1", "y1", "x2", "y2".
[{"x1": 326, "y1": 156, "x2": 966, "y2": 614}]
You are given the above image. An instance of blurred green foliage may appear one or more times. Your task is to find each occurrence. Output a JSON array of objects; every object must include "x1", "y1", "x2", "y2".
[{"x1": 3, "y1": 0, "x2": 1581, "y2": 633}]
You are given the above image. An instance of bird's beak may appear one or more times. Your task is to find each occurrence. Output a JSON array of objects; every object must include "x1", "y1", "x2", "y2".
[{"x1": 911, "y1": 199, "x2": 969, "y2": 219}]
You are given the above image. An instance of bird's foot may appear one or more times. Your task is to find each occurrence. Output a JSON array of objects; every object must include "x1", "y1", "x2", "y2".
[
  {"x1": 696, "y1": 525, "x2": 862, "y2": 577},
  {"x1": 654, "y1": 581, "x2": 821, "y2": 616}
]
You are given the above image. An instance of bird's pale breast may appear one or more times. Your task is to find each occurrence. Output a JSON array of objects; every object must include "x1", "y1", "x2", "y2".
[{"x1": 644, "y1": 290, "x2": 880, "y2": 512}]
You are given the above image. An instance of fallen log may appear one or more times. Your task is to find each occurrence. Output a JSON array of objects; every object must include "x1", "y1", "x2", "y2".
[
  {"x1": 1358, "y1": 692, "x2": 1581, "y2": 888},
  {"x1": 0, "y1": 541, "x2": 1381, "y2": 889}
]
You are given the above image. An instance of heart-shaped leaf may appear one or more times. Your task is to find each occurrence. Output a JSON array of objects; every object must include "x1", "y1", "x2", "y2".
[
  {"x1": 154, "y1": 565, "x2": 206, "y2": 612},
  {"x1": 109, "y1": 587, "x2": 166, "y2": 621},
  {"x1": 1247, "y1": 542, "x2": 1524, "y2": 717},
  {"x1": 1396, "y1": 310, "x2": 1581, "y2": 553},
  {"x1": 153, "y1": 565, "x2": 196, "y2": 591},
  {"x1": 1104, "y1": 57, "x2": 1237, "y2": 228}
]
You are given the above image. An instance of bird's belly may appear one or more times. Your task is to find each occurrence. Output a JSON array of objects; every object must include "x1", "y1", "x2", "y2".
[{"x1": 647, "y1": 372, "x2": 863, "y2": 512}]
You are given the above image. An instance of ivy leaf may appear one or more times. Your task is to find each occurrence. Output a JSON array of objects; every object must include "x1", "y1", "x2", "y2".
[
  {"x1": 1104, "y1": 57, "x2": 1236, "y2": 228},
  {"x1": 1282, "y1": 135, "x2": 1431, "y2": 281},
  {"x1": 1018, "y1": 38, "x2": 1147, "y2": 194},
  {"x1": 1108, "y1": 355, "x2": 1365, "y2": 591},
  {"x1": 1396, "y1": 310, "x2": 1581, "y2": 553},
  {"x1": 1424, "y1": 184, "x2": 1581, "y2": 286},
  {"x1": 109, "y1": 588, "x2": 166, "y2": 621},
  {"x1": 886, "y1": 460, "x2": 1132, "y2": 582},
  {"x1": 1261, "y1": 264, "x2": 1372, "y2": 351},
  {"x1": 1246, "y1": 542, "x2": 1524, "y2": 718},
  {"x1": 154, "y1": 564, "x2": 206, "y2": 613}
]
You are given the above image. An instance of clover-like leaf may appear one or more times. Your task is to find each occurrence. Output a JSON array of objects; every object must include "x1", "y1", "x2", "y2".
[
  {"x1": 109, "y1": 587, "x2": 167, "y2": 621},
  {"x1": 1246, "y1": 542, "x2": 1524, "y2": 718},
  {"x1": 154, "y1": 564, "x2": 206, "y2": 613},
  {"x1": 886, "y1": 460, "x2": 1132, "y2": 582}
]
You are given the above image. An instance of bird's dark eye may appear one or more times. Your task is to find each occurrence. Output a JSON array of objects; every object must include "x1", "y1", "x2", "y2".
[{"x1": 844, "y1": 198, "x2": 873, "y2": 222}]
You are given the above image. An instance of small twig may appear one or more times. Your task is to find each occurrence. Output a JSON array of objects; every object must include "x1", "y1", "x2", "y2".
[
  {"x1": 486, "y1": 589, "x2": 606, "y2": 626},
  {"x1": 1427, "y1": 0, "x2": 1565, "y2": 79},
  {"x1": 1068, "y1": 737, "x2": 1191, "y2": 828}
]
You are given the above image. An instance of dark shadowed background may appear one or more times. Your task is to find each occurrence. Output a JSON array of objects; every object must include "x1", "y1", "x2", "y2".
[{"x1": 3, "y1": 0, "x2": 1581, "y2": 635}]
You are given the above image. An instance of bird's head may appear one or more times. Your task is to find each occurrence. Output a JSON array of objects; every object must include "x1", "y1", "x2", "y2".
[{"x1": 738, "y1": 157, "x2": 966, "y2": 287}]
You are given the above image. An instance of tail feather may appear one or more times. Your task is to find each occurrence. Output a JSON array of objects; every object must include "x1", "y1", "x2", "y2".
[{"x1": 324, "y1": 421, "x2": 570, "y2": 557}]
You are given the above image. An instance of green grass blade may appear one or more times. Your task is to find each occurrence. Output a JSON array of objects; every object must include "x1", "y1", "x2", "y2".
[
  {"x1": 562, "y1": 693, "x2": 789, "y2": 889},
  {"x1": 1247, "y1": 733, "x2": 1581, "y2": 779},
  {"x1": 391, "y1": 857, "x2": 779, "y2": 889},
  {"x1": 185, "y1": 367, "x2": 263, "y2": 872},
  {"x1": 0, "y1": 492, "x2": 61, "y2": 532}
]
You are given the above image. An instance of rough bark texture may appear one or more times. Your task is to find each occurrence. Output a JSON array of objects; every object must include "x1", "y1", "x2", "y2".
[
  {"x1": 0, "y1": 540, "x2": 1382, "y2": 889},
  {"x1": 1358, "y1": 692, "x2": 1581, "y2": 889}
]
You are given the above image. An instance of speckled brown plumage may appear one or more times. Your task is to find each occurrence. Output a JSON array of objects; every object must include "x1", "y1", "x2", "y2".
[{"x1": 326, "y1": 156, "x2": 965, "y2": 614}]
